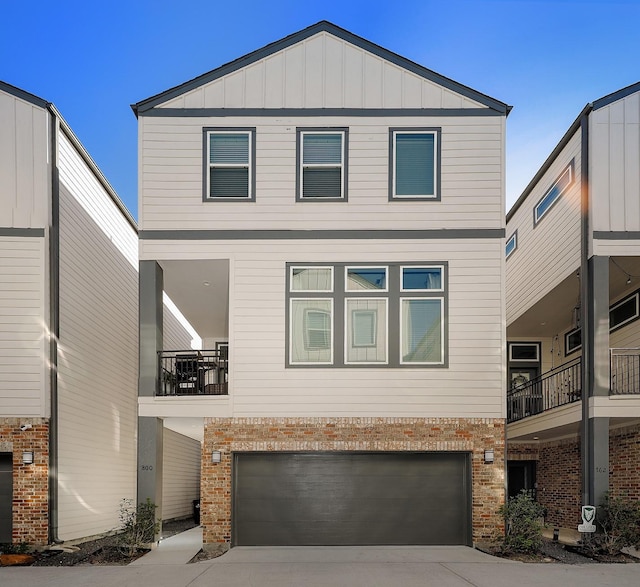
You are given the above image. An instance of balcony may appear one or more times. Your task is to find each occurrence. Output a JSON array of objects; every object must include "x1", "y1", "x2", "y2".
[
  {"x1": 507, "y1": 358, "x2": 581, "y2": 423},
  {"x1": 611, "y1": 348, "x2": 640, "y2": 395},
  {"x1": 158, "y1": 350, "x2": 228, "y2": 396}
]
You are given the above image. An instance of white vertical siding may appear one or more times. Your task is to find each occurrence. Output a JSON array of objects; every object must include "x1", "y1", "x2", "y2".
[
  {"x1": 162, "y1": 429, "x2": 201, "y2": 520},
  {"x1": 0, "y1": 236, "x2": 47, "y2": 416},
  {"x1": 590, "y1": 90, "x2": 640, "y2": 232},
  {"x1": 0, "y1": 90, "x2": 49, "y2": 228},
  {"x1": 157, "y1": 32, "x2": 487, "y2": 111},
  {"x1": 141, "y1": 237, "x2": 505, "y2": 419},
  {"x1": 140, "y1": 114, "x2": 503, "y2": 232},
  {"x1": 56, "y1": 130, "x2": 139, "y2": 541},
  {"x1": 506, "y1": 130, "x2": 582, "y2": 325}
]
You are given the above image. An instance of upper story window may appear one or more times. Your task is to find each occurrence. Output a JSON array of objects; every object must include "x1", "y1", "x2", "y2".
[
  {"x1": 506, "y1": 231, "x2": 517, "y2": 259},
  {"x1": 296, "y1": 129, "x2": 348, "y2": 201},
  {"x1": 287, "y1": 263, "x2": 447, "y2": 368},
  {"x1": 390, "y1": 128, "x2": 441, "y2": 201},
  {"x1": 534, "y1": 160, "x2": 574, "y2": 224},
  {"x1": 203, "y1": 128, "x2": 256, "y2": 201}
]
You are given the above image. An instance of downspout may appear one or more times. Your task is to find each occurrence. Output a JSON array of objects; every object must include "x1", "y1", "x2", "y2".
[
  {"x1": 579, "y1": 107, "x2": 592, "y2": 508},
  {"x1": 48, "y1": 107, "x2": 61, "y2": 544}
]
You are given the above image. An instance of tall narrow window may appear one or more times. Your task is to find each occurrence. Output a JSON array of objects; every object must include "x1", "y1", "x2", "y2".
[
  {"x1": 390, "y1": 129, "x2": 440, "y2": 200},
  {"x1": 204, "y1": 128, "x2": 255, "y2": 201},
  {"x1": 297, "y1": 129, "x2": 347, "y2": 200},
  {"x1": 400, "y1": 298, "x2": 444, "y2": 364}
]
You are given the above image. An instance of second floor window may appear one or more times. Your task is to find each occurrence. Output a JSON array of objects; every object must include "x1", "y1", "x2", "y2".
[
  {"x1": 204, "y1": 128, "x2": 256, "y2": 201},
  {"x1": 297, "y1": 129, "x2": 348, "y2": 201},
  {"x1": 390, "y1": 128, "x2": 440, "y2": 200}
]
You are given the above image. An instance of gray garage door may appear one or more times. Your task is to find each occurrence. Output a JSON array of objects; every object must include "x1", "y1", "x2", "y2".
[
  {"x1": 233, "y1": 452, "x2": 471, "y2": 546},
  {"x1": 0, "y1": 454, "x2": 12, "y2": 543}
]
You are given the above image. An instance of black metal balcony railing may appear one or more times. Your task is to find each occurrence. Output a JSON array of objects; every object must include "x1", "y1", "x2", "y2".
[
  {"x1": 158, "y1": 350, "x2": 228, "y2": 396},
  {"x1": 611, "y1": 348, "x2": 640, "y2": 395},
  {"x1": 507, "y1": 357, "x2": 581, "y2": 423}
]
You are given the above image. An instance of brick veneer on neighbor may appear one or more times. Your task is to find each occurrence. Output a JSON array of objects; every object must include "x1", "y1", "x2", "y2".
[
  {"x1": 0, "y1": 418, "x2": 49, "y2": 544},
  {"x1": 201, "y1": 417, "x2": 505, "y2": 545}
]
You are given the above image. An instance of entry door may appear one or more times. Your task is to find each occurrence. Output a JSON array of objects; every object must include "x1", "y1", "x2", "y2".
[
  {"x1": 0, "y1": 454, "x2": 12, "y2": 542},
  {"x1": 507, "y1": 460, "x2": 537, "y2": 499}
]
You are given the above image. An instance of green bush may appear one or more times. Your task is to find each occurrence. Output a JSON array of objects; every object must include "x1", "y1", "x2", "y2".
[
  {"x1": 0, "y1": 542, "x2": 30, "y2": 555},
  {"x1": 116, "y1": 498, "x2": 159, "y2": 556},
  {"x1": 499, "y1": 491, "x2": 546, "y2": 554},
  {"x1": 583, "y1": 494, "x2": 640, "y2": 556}
]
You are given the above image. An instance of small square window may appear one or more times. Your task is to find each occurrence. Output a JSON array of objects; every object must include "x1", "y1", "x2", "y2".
[
  {"x1": 204, "y1": 128, "x2": 255, "y2": 201},
  {"x1": 297, "y1": 129, "x2": 348, "y2": 200},
  {"x1": 401, "y1": 266, "x2": 443, "y2": 291},
  {"x1": 346, "y1": 267, "x2": 388, "y2": 291},
  {"x1": 390, "y1": 129, "x2": 440, "y2": 200}
]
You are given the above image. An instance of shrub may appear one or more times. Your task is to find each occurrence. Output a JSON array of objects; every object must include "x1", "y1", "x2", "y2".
[
  {"x1": 116, "y1": 498, "x2": 159, "y2": 556},
  {"x1": 583, "y1": 494, "x2": 640, "y2": 556},
  {"x1": 499, "y1": 491, "x2": 546, "y2": 554}
]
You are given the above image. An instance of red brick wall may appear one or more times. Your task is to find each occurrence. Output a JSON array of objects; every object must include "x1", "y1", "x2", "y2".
[
  {"x1": 610, "y1": 424, "x2": 640, "y2": 501},
  {"x1": 0, "y1": 418, "x2": 49, "y2": 545},
  {"x1": 201, "y1": 417, "x2": 505, "y2": 546}
]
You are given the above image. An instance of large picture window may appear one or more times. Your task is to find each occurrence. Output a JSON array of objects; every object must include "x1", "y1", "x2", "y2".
[
  {"x1": 390, "y1": 128, "x2": 441, "y2": 200},
  {"x1": 297, "y1": 129, "x2": 348, "y2": 201},
  {"x1": 203, "y1": 128, "x2": 256, "y2": 201},
  {"x1": 287, "y1": 262, "x2": 446, "y2": 367}
]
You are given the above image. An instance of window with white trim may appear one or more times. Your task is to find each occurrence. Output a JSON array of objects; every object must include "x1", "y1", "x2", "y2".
[
  {"x1": 534, "y1": 160, "x2": 574, "y2": 224},
  {"x1": 204, "y1": 128, "x2": 255, "y2": 200},
  {"x1": 297, "y1": 129, "x2": 347, "y2": 200},
  {"x1": 390, "y1": 128, "x2": 440, "y2": 200},
  {"x1": 287, "y1": 263, "x2": 446, "y2": 367}
]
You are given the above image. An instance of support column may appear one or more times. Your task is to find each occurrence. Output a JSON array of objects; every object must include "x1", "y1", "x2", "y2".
[
  {"x1": 138, "y1": 261, "x2": 164, "y2": 529},
  {"x1": 581, "y1": 255, "x2": 610, "y2": 510}
]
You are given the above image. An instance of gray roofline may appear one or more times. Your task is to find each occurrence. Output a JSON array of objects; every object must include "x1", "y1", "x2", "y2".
[
  {"x1": 592, "y1": 80, "x2": 640, "y2": 110},
  {"x1": 131, "y1": 20, "x2": 510, "y2": 117},
  {"x1": 507, "y1": 80, "x2": 640, "y2": 222},
  {"x1": 0, "y1": 80, "x2": 49, "y2": 108}
]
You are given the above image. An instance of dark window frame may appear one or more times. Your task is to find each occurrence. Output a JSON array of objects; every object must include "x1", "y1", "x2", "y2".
[{"x1": 533, "y1": 159, "x2": 574, "y2": 225}]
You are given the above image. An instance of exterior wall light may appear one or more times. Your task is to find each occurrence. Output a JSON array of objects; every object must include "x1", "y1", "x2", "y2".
[
  {"x1": 22, "y1": 451, "x2": 34, "y2": 465},
  {"x1": 211, "y1": 450, "x2": 222, "y2": 463},
  {"x1": 483, "y1": 449, "x2": 495, "y2": 464}
]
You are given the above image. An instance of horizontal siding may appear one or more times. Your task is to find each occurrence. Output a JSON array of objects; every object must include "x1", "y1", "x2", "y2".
[
  {"x1": 0, "y1": 236, "x2": 47, "y2": 416},
  {"x1": 163, "y1": 302, "x2": 194, "y2": 350},
  {"x1": 506, "y1": 130, "x2": 582, "y2": 325},
  {"x1": 0, "y1": 90, "x2": 49, "y2": 228},
  {"x1": 140, "y1": 115, "x2": 504, "y2": 231},
  {"x1": 591, "y1": 90, "x2": 640, "y2": 232},
  {"x1": 141, "y1": 238, "x2": 504, "y2": 419},
  {"x1": 56, "y1": 132, "x2": 139, "y2": 541},
  {"x1": 159, "y1": 32, "x2": 486, "y2": 111},
  {"x1": 162, "y1": 429, "x2": 201, "y2": 520}
]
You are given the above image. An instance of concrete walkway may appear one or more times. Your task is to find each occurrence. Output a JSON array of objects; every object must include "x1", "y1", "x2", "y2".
[
  {"x1": 129, "y1": 526, "x2": 203, "y2": 565},
  {"x1": 2, "y1": 544, "x2": 640, "y2": 587}
]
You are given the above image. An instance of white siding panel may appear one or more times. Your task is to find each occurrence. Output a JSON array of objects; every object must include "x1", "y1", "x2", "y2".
[
  {"x1": 590, "y1": 89, "x2": 640, "y2": 232},
  {"x1": 156, "y1": 32, "x2": 487, "y2": 110},
  {"x1": 140, "y1": 114, "x2": 503, "y2": 232},
  {"x1": 0, "y1": 236, "x2": 47, "y2": 417},
  {"x1": 162, "y1": 429, "x2": 201, "y2": 520},
  {"x1": 506, "y1": 129, "x2": 582, "y2": 325},
  {"x1": 141, "y1": 238, "x2": 504, "y2": 419},
  {"x1": 56, "y1": 132, "x2": 138, "y2": 541},
  {"x1": 0, "y1": 90, "x2": 49, "y2": 229}
]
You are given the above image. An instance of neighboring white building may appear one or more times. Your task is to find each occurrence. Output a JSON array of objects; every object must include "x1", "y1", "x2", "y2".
[
  {"x1": 132, "y1": 21, "x2": 510, "y2": 547},
  {"x1": 505, "y1": 81, "x2": 640, "y2": 528},
  {"x1": 0, "y1": 81, "x2": 199, "y2": 545}
]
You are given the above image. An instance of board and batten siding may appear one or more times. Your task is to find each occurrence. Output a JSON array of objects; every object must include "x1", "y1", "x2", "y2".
[
  {"x1": 0, "y1": 89, "x2": 49, "y2": 229},
  {"x1": 158, "y1": 32, "x2": 487, "y2": 111},
  {"x1": 0, "y1": 236, "x2": 47, "y2": 417},
  {"x1": 139, "y1": 114, "x2": 504, "y2": 231},
  {"x1": 506, "y1": 130, "x2": 582, "y2": 326},
  {"x1": 56, "y1": 130, "x2": 139, "y2": 541},
  {"x1": 590, "y1": 90, "x2": 640, "y2": 234},
  {"x1": 162, "y1": 429, "x2": 201, "y2": 521},
  {"x1": 141, "y1": 237, "x2": 505, "y2": 419}
]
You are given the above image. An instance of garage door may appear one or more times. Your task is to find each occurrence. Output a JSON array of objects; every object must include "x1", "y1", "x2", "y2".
[
  {"x1": 0, "y1": 454, "x2": 12, "y2": 543},
  {"x1": 233, "y1": 452, "x2": 471, "y2": 546}
]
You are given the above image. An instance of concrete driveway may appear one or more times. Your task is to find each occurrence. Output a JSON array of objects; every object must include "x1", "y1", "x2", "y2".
[{"x1": 1, "y1": 546, "x2": 639, "y2": 587}]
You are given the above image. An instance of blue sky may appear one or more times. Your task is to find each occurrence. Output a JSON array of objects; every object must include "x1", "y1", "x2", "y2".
[{"x1": 2, "y1": 0, "x2": 638, "y2": 218}]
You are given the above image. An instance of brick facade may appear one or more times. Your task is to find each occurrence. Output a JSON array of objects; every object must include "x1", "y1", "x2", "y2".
[
  {"x1": 508, "y1": 423, "x2": 640, "y2": 528},
  {"x1": 201, "y1": 417, "x2": 505, "y2": 546},
  {"x1": 0, "y1": 418, "x2": 49, "y2": 545}
]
